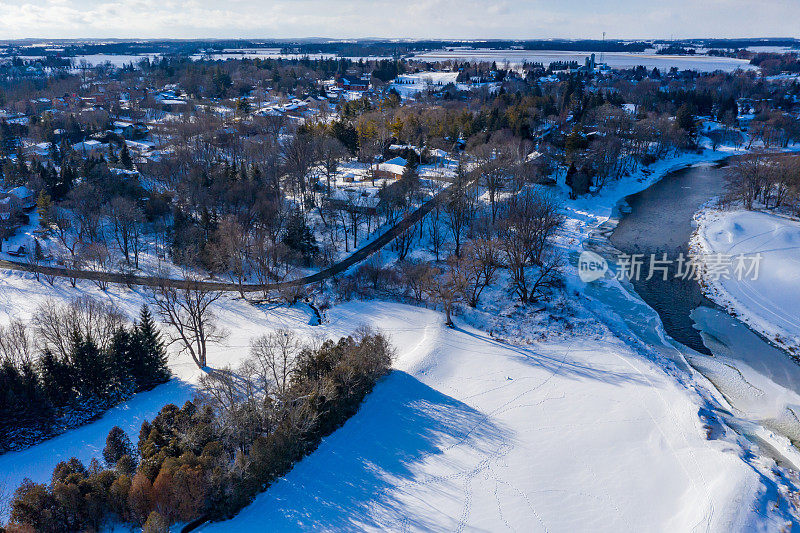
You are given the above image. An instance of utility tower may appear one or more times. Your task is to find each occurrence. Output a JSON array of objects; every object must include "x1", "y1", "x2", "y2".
[{"x1": 600, "y1": 32, "x2": 606, "y2": 65}]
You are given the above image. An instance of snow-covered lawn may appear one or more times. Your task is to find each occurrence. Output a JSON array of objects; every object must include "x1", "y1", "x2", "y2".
[
  {"x1": 199, "y1": 302, "x2": 770, "y2": 532},
  {"x1": 693, "y1": 209, "x2": 800, "y2": 353}
]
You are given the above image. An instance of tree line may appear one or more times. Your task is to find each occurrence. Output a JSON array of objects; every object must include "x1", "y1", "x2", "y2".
[
  {"x1": 338, "y1": 179, "x2": 564, "y2": 323},
  {"x1": 6, "y1": 329, "x2": 393, "y2": 532},
  {"x1": 0, "y1": 300, "x2": 170, "y2": 453},
  {"x1": 725, "y1": 152, "x2": 800, "y2": 211}
]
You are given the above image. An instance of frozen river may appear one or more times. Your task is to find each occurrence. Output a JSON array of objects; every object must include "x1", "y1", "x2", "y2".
[{"x1": 605, "y1": 160, "x2": 800, "y2": 468}]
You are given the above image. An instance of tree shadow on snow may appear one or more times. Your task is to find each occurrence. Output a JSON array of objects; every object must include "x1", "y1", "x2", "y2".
[{"x1": 199, "y1": 371, "x2": 512, "y2": 532}]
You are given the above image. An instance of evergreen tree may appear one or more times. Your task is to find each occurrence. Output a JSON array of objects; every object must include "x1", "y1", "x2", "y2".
[
  {"x1": 108, "y1": 327, "x2": 136, "y2": 394},
  {"x1": 103, "y1": 426, "x2": 136, "y2": 467},
  {"x1": 70, "y1": 332, "x2": 111, "y2": 400},
  {"x1": 36, "y1": 191, "x2": 53, "y2": 228},
  {"x1": 283, "y1": 210, "x2": 317, "y2": 264},
  {"x1": 18, "y1": 361, "x2": 51, "y2": 432},
  {"x1": 330, "y1": 120, "x2": 359, "y2": 154},
  {"x1": 120, "y1": 144, "x2": 133, "y2": 170},
  {"x1": 49, "y1": 139, "x2": 60, "y2": 161},
  {"x1": 0, "y1": 361, "x2": 28, "y2": 443},
  {"x1": 133, "y1": 306, "x2": 170, "y2": 390},
  {"x1": 38, "y1": 350, "x2": 74, "y2": 408},
  {"x1": 677, "y1": 103, "x2": 697, "y2": 140}
]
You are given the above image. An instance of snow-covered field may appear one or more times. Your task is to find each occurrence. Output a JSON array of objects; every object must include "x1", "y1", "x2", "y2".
[
  {"x1": 199, "y1": 301, "x2": 781, "y2": 532},
  {"x1": 693, "y1": 209, "x2": 800, "y2": 353},
  {"x1": 409, "y1": 49, "x2": 757, "y2": 73}
]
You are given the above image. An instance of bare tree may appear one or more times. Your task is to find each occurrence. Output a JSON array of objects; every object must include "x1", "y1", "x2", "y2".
[
  {"x1": 497, "y1": 189, "x2": 563, "y2": 304},
  {"x1": 317, "y1": 135, "x2": 347, "y2": 196},
  {"x1": 52, "y1": 207, "x2": 81, "y2": 259},
  {"x1": 68, "y1": 184, "x2": 104, "y2": 244},
  {"x1": 427, "y1": 209, "x2": 445, "y2": 262},
  {"x1": 472, "y1": 143, "x2": 512, "y2": 223},
  {"x1": 148, "y1": 275, "x2": 226, "y2": 369},
  {"x1": 394, "y1": 224, "x2": 416, "y2": 261},
  {"x1": 726, "y1": 151, "x2": 770, "y2": 210},
  {"x1": 106, "y1": 197, "x2": 145, "y2": 268},
  {"x1": 31, "y1": 296, "x2": 125, "y2": 358},
  {"x1": 245, "y1": 329, "x2": 304, "y2": 398},
  {"x1": 25, "y1": 239, "x2": 43, "y2": 282},
  {"x1": 0, "y1": 319, "x2": 35, "y2": 364},
  {"x1": 400, "y1": 259, "x2": 437, "y2": 303},
  {"x1": 426, "y1": 266, "x2": 466, "y2": 327},
  {"x1": 52, "y1": 208, "x2": 83, "y2": 287},
  {"x1": 444, "y1": 163, "x2": 475, "y2": 258},
  {"x1": 341, "y1": 190, "x2": 368, "y2": 249},
  {"x1": 457, "y1": 238, "x2": 500, "y2": 308},
  {"x1": 84, "y1": 242, "x2": 113, "y2": 290},
  {"x1": 198, "y1": 367, "x2": 267, "y2": 455},
  {"x1": 210, "y1": 217, "x2": 250, "y2": 297},
  {"x1": 282, "y1": 130, "x2": 315, "y2": 203},
  {"x1": 527, "y1": 248, "x2": 565, "y2": 301}
]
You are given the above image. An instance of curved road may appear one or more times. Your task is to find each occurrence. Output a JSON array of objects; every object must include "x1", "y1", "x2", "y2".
[{"x1": 0, "y1": 183, "x2": 455, "y2": 293}]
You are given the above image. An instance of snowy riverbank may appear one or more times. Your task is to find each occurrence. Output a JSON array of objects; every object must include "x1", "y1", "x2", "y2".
[
  {"x1": 200, "y1": 147, "x2": 800, "y2": 531},
  {"x1": 692, "y1": 208, "x2": 800, "y2": 356}
]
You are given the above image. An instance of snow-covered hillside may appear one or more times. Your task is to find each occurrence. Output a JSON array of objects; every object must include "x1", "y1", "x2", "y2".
[
  {"x1": 693, "y1": 209, "x2": 800, "y2": 353},
  {"x1": 198, "y1": 152, "x2": 800, "y2": 532},
  {"x1": 199, "y1": 301, "x2": 783, "y2": 532},
  {"x1": 1, "y1": 273, "x2": 787, "y2": 532}
]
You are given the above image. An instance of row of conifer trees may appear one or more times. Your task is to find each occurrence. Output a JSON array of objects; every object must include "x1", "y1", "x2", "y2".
[{"x1": 0, "y1": 306, "x2": 170, "y2": 453}]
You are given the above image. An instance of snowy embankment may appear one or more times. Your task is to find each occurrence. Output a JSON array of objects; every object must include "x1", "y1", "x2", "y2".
[
  {"x1": 198, "y1": 149, "x2": 797, "y2": 530},
  {"x1": 692, "y1": 208, "x2": 800, "y2": 354}
]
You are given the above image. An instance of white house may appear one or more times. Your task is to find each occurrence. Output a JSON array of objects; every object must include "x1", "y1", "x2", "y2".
[
  {"x1": 27, "y1": 142, "x2": 51, "y2": 158},
  {"x1": 72, "y1": 139, "x2": 107, "y2": 155}
]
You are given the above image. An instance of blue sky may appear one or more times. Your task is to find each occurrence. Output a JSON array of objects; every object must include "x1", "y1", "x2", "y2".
[{"x1": 0, "y1": 0, "x2": 798, "y2": 40}]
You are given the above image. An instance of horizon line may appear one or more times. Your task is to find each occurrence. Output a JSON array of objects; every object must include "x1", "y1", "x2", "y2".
[{"x1": 2, "y1": 36, "x2": 799, "y2": 43}]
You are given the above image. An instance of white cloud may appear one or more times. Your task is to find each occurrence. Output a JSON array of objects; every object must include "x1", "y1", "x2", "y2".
[{"x1": 0, "y1": 0, "x2": 797, "y2": 39}]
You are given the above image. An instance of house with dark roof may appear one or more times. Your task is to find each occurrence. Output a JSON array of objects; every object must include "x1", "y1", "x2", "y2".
[{"x1": 336, "y1": 76, "x2": 371, "y2": 92}]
